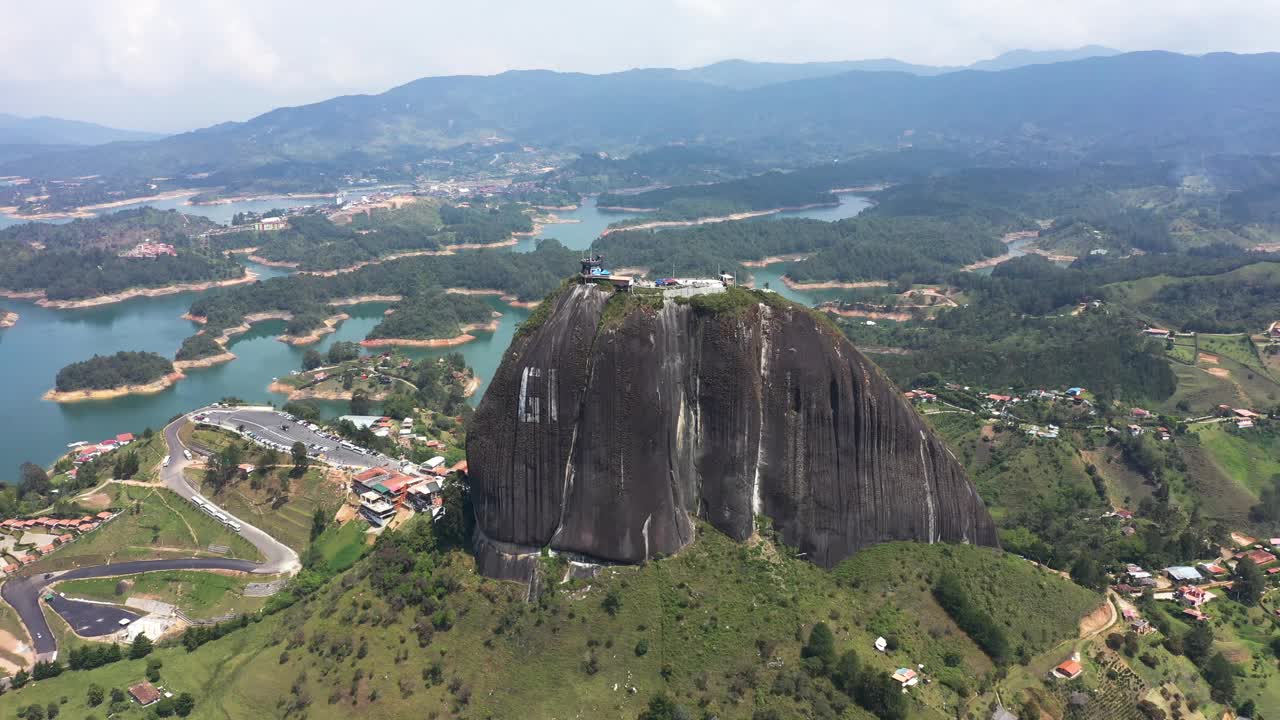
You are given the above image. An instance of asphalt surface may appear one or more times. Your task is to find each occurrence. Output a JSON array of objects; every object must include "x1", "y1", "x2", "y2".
[
  {"x1": 2, "y1": 405, "x2": 386, "y2": 661},
  {"x1": 195, "y1": 407, "x2": 391, "y2": 470},
  {"x1": 46, "y1": 595, "x2": 141, "y2": 637},
  {"x1": 2, "y1": 558, "x2": 259, "y2": 659},
  {"x1": 162, "y1": 413, "x2": 301, "y2": 576}
]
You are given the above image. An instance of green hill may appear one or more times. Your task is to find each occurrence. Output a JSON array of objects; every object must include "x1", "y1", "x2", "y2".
[{"x1": 0, "y1": 522, "x2": 1098, "y2": 720}]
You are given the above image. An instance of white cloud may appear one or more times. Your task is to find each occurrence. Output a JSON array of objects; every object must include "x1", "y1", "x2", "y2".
[{"x1": 0, "y1": 0, "x2": 1278, "y2": 132}]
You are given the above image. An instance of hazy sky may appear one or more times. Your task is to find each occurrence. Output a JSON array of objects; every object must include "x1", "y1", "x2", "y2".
[{"x1": 2, "y1": 0, "x2": 1278, "y2": 133}]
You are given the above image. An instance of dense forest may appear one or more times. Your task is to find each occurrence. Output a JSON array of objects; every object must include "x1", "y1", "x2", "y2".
[
  {"x1": 174, "y1": 334, "x2": 225, "y2": 361},
  {"x1": 0, "y1": 207, "x2": 218, "y2": 250},
  {"x1": 596, "y1": 149, "x2": 974, "y2": 219},
  {"x1": 366, "y1": 291, "x2": 496, "y2": 340},
  {"x1": 186, "y1": 240, "x2": 576, "y2": 340},
  {"x1": 593, "y1": 218, "x2": 846, "y2": 276},
  {"x1": 845, "y1": 305, "x2": 1176, "y2": 403},
  {"x1": 1134, "y1": 263, "x2": 1280, "y2": 333},
  {"x1": 54, "y1": 351, "x2": 174, "y2": 392},
  {"x1": 0, "y1": 246, "x2": 245, "y2": 300},
  {"x1": 213, "y1": 201, "x2": 532, "y2": 271},
  {"x1": 841, "y1": 256, "x2": 1181, "y2": 403},
  {"x1": 785, "y1": 215, "x2": 1005, "y2": 283}
]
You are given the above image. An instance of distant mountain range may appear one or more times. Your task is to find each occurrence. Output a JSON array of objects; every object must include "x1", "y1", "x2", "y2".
[
  {"x1": 6, "y1": 49, "x2": 1278, "y2": 182},
  {"x1": 0, "y1": 113, "x2": 162, "y2": 147},
  {"x1": 674, "y1": 45, "x2": 1123, "y2": 88}
]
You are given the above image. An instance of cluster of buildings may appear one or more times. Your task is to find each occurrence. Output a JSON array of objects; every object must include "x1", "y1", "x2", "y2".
[
  {"x1": 0, "y1": 511, "x2": 116, "y2": 574},
  {"x1": 1217, "y1": 405, "x2": 1264, "y2": 430},
  {"x1": 119, "y1": 241, "x2": 177, "y2": 258},
  {"x1": 351, "y1": 464, "x2": 456, "y2": 527},
  {"x1": 70, "y1": 432, "x2": 136, "y2": 465}
]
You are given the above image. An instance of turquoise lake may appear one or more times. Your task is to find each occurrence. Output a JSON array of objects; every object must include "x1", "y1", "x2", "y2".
[{"x1": 0, "y1": 194, "x2": 869, "y2": 473}]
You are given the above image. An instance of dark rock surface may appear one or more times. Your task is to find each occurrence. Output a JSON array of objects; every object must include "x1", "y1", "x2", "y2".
[{"x1": 467, "y1": 284, "x2": 998, "y2": 574}]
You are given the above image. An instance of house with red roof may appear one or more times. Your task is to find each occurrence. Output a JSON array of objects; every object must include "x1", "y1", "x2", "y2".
[
  {"x1": 1240, "y1": 548, "x2": 1277, "y2": 567},
  {"x1": 96, "y1": 511, "x2": 113, "y2": 521},
  {"x1": 37, "y1": 544, "x2": 55, "y2": 555},
  {"x1": 1177, "y1": 585, "x2": 1210, "y2": 607},
  {"x1": 116, "y1": 433, "x2": 135, "y2": 444},
  {"x1": 1052, "y1": 660, "x2": 1083, "y2": 680}
]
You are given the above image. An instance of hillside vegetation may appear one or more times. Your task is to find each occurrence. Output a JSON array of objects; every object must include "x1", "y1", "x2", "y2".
[
  {"x1": 54, "y1": 351, "x2": 174, "y2": 392},
  {"x1": 0, "y1": 521, "x2": 1097, "y2": 720}
]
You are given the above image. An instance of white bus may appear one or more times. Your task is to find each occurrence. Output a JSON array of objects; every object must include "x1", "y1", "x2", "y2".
[
  {"x1": 162, "y1": 455, "x2": 171, "y2": 467},
  {"x1": 183, "y1": 449, "x2": 193, "y2": 461}
]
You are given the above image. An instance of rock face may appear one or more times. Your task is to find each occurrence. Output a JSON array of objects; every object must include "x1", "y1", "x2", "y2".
[{"x1": 467, "y1": 284, "x2": 998, "y2": 577}]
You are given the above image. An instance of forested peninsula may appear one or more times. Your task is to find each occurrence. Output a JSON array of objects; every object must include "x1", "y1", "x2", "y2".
[
  {"x1": 47, "y1": 351, "x2": 180, "y2": 402},
  {"x1": 210, "y1": 201, "x2": 533, "y2": 272},
  {"x1": 0, "y1": 207, "x2": 245, "y2": 303},
  {"x1": 364, "y1": 291, "x2": 497, "y2": 346},
  {"x1": 182, "y1": 241, "x2": 575, "y2": 354}
]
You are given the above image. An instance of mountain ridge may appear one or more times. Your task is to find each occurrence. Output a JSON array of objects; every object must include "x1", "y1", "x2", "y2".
[{"x1": 5, "y1": 50, "x2": 1276, "y2": 180}]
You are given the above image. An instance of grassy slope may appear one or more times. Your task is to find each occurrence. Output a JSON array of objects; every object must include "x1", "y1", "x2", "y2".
[
  {"x1": 194, "y1": 467, "x2": 345, "y2": 553},
  {"x1": 925, "y1": 412, "x2": 1095, "y2": 523},
  {"x1": 0, "y1": 529, "x2": 1098, "y2": 720},
  {"x1": 1190, "y1": 424, "x2": 1280, "y2": 495},
  {"x1": 53, "y1": 571, "x2": 270, "y2": 620},
  {"x1": 30, "y1": 483, "x2": 261, "y2": 571}
]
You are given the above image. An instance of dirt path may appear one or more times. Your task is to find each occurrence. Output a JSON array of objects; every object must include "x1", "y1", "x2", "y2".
[
  {"x1": 1078, "y1": 593, "x2": 1118, "y2": 640},
  {"x1": 152, "y1": 488, "x2": 199, "y2": 546}
]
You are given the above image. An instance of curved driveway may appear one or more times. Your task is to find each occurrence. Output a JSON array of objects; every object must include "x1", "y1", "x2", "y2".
[
  {"x1": 1, "y1": 413, "x2": 305, "y2": 663},
  {"x1": 3, "y1": 558, "x2": 259, "y2": 660},
  {"x1": 162, "y1": 415, "x2": 301, "y2": 575}
]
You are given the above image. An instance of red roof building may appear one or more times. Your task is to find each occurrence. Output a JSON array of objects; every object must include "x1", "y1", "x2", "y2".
[
  {"x1": 128, "y1": 682, "x2": 162, "y2": 706},
  {"x1": 116, "y1": 433, "x2": 135, "y2": 443},
  {"x1": 37, "y1": 544, "x2": 54, "y2": 554},
  {"x1": 1241, "y1": 549, "x2": 1278, "y2": 567},
  {"x1": 1053, "y1": 660, "x2": 1083, "y2": 680},
  {"x1": 96, "y1": 511, "x2": 113, "y2": 520}
]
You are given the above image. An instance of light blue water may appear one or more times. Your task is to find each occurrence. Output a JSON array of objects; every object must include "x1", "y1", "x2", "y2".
[{"x1": 1, "y1": 193, "x2": 868, "y2": 473}]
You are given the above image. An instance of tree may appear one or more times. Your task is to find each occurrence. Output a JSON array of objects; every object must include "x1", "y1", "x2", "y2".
[
  {"x1": 113, "y1": 451, "x2": 140, "y2": 480},
  {"x1": 350, "y1": 389, "x2": 372, "y2": 415},
  {"x1": 145, "y1": 656, "x2": 162, "y2": 682},
  {"x1": 86, "y1": 684, "x2": 104, "y2": 707},
  {"x1": 802, "y1": 623, "x2": 837, "y2": 675},
  {"x1": 173, "y1": 693, "x2": 195, "y2": 717},
  {"x1": 310, "y1": 507, "x2": 328, "y2": 541},
  {"x1": 602, "y1": 588, "x2": 622, "y2": 616},
  {"x1": 1230, "y1": 557, "x2": 1264, "y2": 606},
  {"x1": 833, "y1": 649, "x2": 861, "y2": 693},
  {"x1": 11, "y1": 669, "x2": 29, "y2": 688},
  {"x1": 1070, "y1": 556, "x2": 1105, "y2": 589},
  {"x1": 129, "y1": 632, "x2": 153, "y2": 659},
  {"x1": 1203, "y1": 652, "x2": 1236, "y2": 703},
  {"x1": 638, "y1": 693, "x2": 688, "y2": 720},
  {"x1": 1184, "y1": 621, "x2": 1214, "y2": 663},
  {"x1": 291, "y1": 441, "x2": 309, "y2": 474},
  {"x1": 302, "y1": 349, "x2": 323, "y2": 370},
  {"x1": 18, "y1": 462, "x2": 50, "y2": 499}
]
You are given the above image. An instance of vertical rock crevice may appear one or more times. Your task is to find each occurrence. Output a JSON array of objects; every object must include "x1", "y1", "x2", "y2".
[{"x1": 467, "y1": 286, "x2": 999, "y2": 575}]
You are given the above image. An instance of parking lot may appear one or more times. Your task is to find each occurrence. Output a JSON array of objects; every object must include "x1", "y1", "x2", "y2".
[
  {"x1": 47, "y1": 594, "x2": 141, "y2": 637},
  {"x1": 193, "y1": 406, "x2": 391, "y2": 470}
]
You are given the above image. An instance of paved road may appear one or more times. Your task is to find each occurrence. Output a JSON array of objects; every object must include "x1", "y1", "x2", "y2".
[
  {"x1": 2, "y1": 558, "x2": 259, "y2": 660},
  {"x1": 195, "y1": 407, "x2": 391, "y2": 470},
  {"x1": 162, "y1": 415, "x2": 301, "y2": 575}
]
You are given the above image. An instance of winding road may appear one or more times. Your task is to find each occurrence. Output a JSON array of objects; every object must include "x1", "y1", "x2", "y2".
[
  {"x1": 161, "y1": 413, "x2": 301, "y2": 575},
  {"x1": 3, "y1": 558, "x2": 260, "y2": 661},
  {"x1": 1, "y1": 413, "x2": 303, "y2": 661}
]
